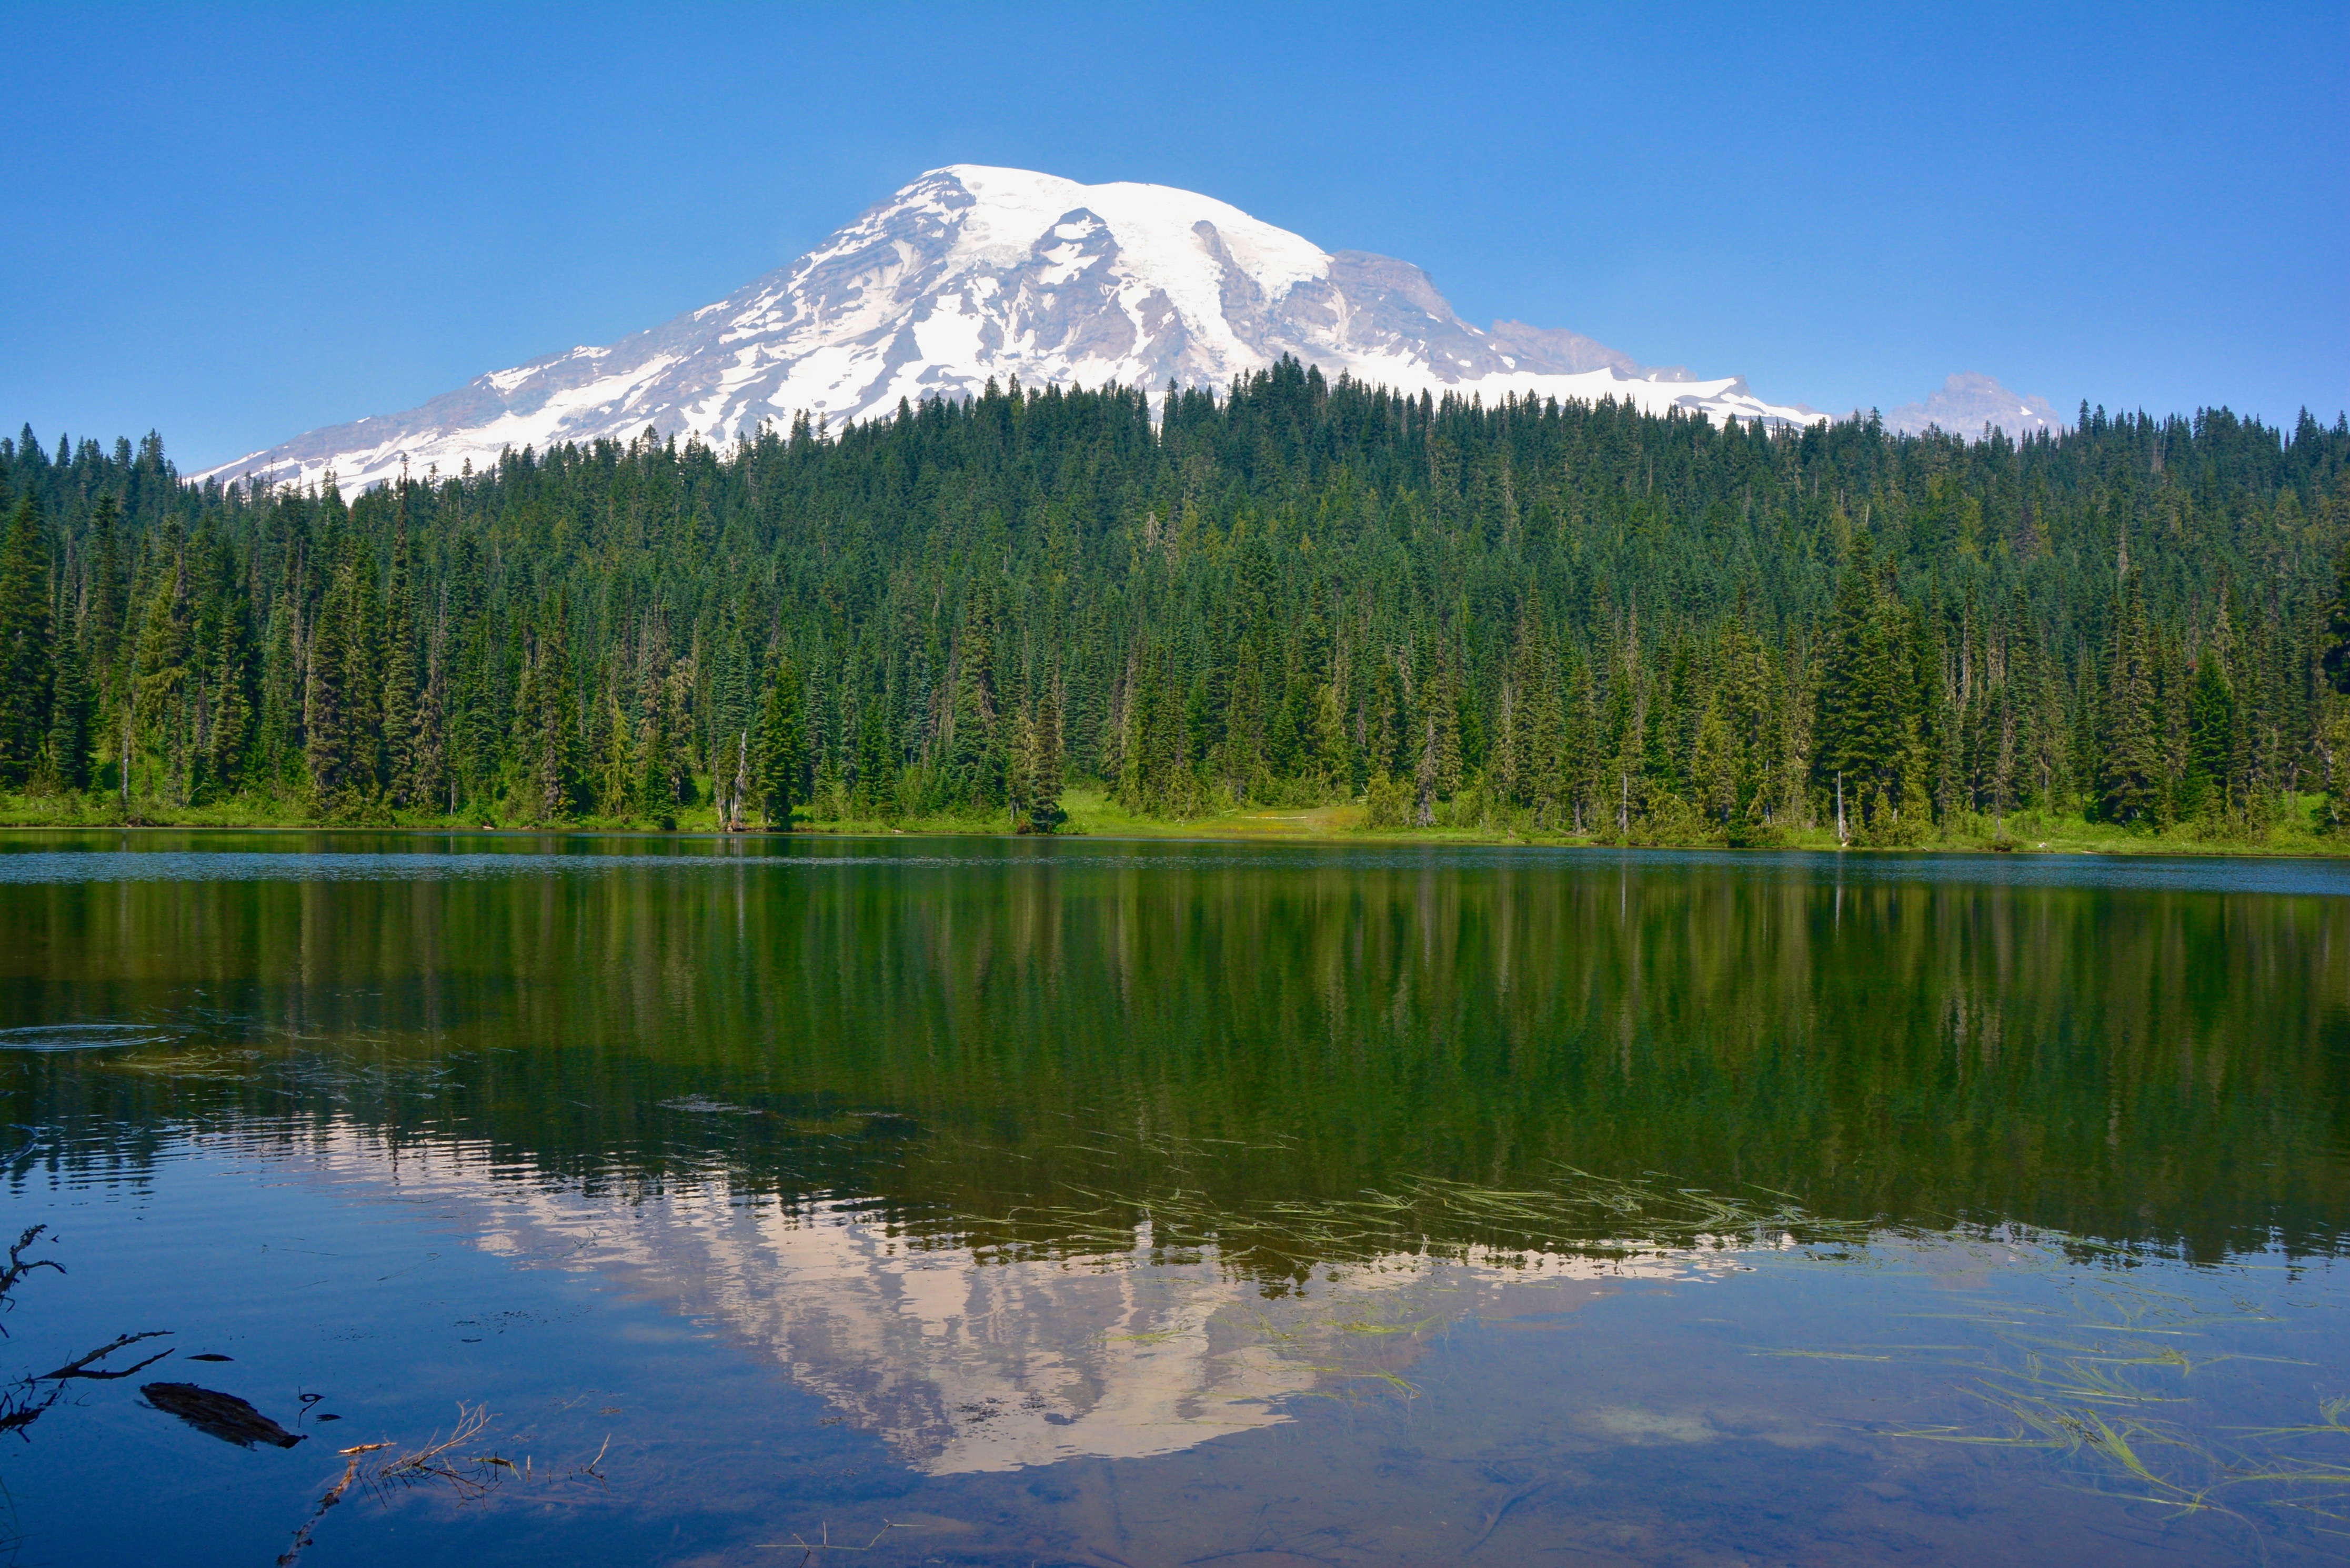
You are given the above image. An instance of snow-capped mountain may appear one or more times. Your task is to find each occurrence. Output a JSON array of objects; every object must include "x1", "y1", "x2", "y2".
[{"x1": 198, "y1": 166, "x2": 1827, "y2": 491}]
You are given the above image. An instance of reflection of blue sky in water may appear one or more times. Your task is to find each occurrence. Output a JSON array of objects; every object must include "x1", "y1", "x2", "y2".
[
  {"x1": 4, "y1": 840, "x2": 2349, "y2": 896},
  {"x1": 0, "y1": 1023, "x2": 179, "y2": 1052}
]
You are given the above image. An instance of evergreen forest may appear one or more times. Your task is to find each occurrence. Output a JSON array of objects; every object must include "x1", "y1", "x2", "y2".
[{"x1": 3, "y1": 361, "x2": 2348, "y2": 849}]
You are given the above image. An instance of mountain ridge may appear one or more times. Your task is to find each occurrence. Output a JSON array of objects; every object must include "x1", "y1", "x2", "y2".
[{"x1": 196, "y1": 166, "x2": 1832, "y2": 491}]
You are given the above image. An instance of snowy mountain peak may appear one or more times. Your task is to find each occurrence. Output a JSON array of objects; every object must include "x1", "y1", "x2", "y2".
[
  {"x1": 933, "y1": 165, "x2": 1328, "y2": 295},
  {"x1": 199, "y1": 167, "x2": 1827, "y2": 491}
]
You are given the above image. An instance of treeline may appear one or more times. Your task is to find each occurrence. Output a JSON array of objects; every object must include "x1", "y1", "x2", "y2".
[{"x1": 1, "y1": 361, "x2": 2347, "y2": 843}]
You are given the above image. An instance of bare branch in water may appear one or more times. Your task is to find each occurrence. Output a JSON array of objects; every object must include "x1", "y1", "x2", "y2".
[
  {"x1": 42, "y1": 1331, "x2": 173, "y2": 1381},
  {"x1": 0, "y1": 1235, "x2": 177, "y2": 1444},
  {"x1": 0, "y1": 1226, "x2": 64, "y2": 1329},
  {"x1": 0, "y1": 1380, "x2": 62, "y2": 1440},
  {"x1": 276, "y1": 1405, "x2": 612, "y2": 1564},
  {"x1": 756, "y1": 1519, "x2": 910, "y2": 1563},
  {"x1": 276, "y1": 1445, "x2": 384, "y2": 1568},
  {"x1": 367, "y1": 1402, "x2": 499, "y2": 1500}
]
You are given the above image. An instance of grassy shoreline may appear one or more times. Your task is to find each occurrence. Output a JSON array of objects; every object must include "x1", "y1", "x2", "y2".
[{"x1": 2, "y1": 784, "x2": 2343, "y2": 859}]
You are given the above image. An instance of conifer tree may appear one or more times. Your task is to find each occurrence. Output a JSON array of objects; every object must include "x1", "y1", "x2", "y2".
[
  {"x1": 45, "y1": 622, "x2": 90, "y2": 790},
  {"x1": 1310, "y1": 680, "x2": 1349, "y2": 795},
  {"x1": 85, "y1": 494, "x2": 125, "y2": 699},
  {"x1": 852, "y1": 698, "x2": 893, "y2": 812},
  {"x1": 1430, "y1": 653, "x2": 1460, "y2": 803},
  {"x1": 200, "y1": 615, "x2": 251, "y2": 798},
  {"x1": 1813, "y1": 538, "x2": 1883, "y2": 822},
  {"x1": 2326, "y1": 542, "x2": 2350, "y2": 696},
  {"x1": 1563, "y1": 650, "x2": 1599, "y2": 831},
  {"x1": 754, "y1": 653, "x2": 805, "y2": 828},
  {"x1": 2102, "y1": 580, "x2": 2160, "y2": 825},
  {"x1": 531, "y1": 609, "x2": 580, "y2": 821},
  {"x1": 1515, "y1": 639, "x2": 1559, "y2": 826},
  {"x1": 304, "y1": 548, "x2": 359, "y2": 802},
  {"x1": 381, "y1": 507, "x2": 422, "y2": 806},
  {"x1": 1412, "y1": 708, "x2": 1439, "y2": 827},
  {"x1": 1007, "y1": 703, "x2": 1037, "y2": 829},
  {"x1": 591, "y1": 680, "x2": 629, "y2": 817},
  {"x1": 0, "y1": 494, "x2": 53, "y2": 786},
  {"x1": 2182, "y1": 655, "x2": 2233, "y2": 822},
  {"x1": 133, "y1": 547, "x2": 192, "y2": 803},
  {"x1": 1693, "y1": 699, "x2": 1736, "y2": 827},
  {"x1": 1025, "y1": 672, "x2": 1064, "y2": 831}
]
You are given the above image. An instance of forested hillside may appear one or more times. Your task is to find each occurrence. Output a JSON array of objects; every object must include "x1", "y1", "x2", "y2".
[{"x1": 3, "y1": 361, "x2": 2346, "y2": 845}]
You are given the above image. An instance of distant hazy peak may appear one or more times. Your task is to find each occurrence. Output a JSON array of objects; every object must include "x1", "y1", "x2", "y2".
[
  {"x1": 1485, "y1": 320, "x2": 1642, "y2": 377},
  {"x1": 1883, "y1": 372, "x2": 2063, "y2": 437}
]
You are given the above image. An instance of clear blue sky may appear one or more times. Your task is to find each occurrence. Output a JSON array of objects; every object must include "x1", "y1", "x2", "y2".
[{"x1": 3, "y1": 3, "x2": 2342, "y2": 468}]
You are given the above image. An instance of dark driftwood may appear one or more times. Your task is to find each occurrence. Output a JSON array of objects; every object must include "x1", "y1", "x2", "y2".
[{"x1": 140, "y1": 1382, "x2": 307, "y2": 1449}]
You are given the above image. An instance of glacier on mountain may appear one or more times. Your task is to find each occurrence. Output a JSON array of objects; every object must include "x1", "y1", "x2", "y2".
[{"x1": 198, "y1": 166, "x2": 1829, "y2": 492}]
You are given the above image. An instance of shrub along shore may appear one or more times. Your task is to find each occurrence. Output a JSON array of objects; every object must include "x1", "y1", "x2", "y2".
[{"x1": 1, "y1": 783, "x2": 2339, "y2": 858}]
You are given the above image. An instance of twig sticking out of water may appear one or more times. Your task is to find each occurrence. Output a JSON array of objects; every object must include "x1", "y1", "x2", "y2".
[
  {"x1": 0, "y1": 1227, "x2": 64, "y2": 1330},
  {"x1": 365, "y1": 1403, "x2": 502, "y2": 1501},
  {"x1": 757, "y1": 1519, "x2": 907, "y2": 1563},
  {"x1": 276, "y1": 1444, "x2": 380, "y2": 1567},
  {"x1": 276, "y1": 1404, "x2": 611, "y2": 1566}
]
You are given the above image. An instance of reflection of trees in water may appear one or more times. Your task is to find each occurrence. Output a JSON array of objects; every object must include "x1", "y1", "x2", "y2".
[{"x1": 5, "y1": 847, "x2": 2347, "y2": 1261}]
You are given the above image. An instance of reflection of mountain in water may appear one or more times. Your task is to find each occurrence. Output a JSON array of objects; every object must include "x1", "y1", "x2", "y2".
[{"x1": 300, "y1": 1129, "x2": 1767, "y2": 1473}]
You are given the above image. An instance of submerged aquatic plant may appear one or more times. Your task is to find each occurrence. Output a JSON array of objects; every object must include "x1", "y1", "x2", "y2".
[
  {"x1": 1863, "y1": 1248, "x2": 2350, "y2": 1538},
  {"x1": 966, "y1": 1155, "x2": 1877, "y2": 1283}
]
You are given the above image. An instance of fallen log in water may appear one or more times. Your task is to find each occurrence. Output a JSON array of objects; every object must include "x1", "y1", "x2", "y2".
[{"x1": 140, "y1": 1382, "x2": 307, "y2": 1449}]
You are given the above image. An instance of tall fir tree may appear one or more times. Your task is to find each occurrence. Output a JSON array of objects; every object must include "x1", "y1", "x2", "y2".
[
  {"x1": 381, "y1": 504, "x2": 423, "y2": 807},
  {"x1": 0, "y1": 494, "x2": 53, "y2": 786},
  {"x1": 2101, "y1": 580, "x2": 2160, "y2": 826},
  {"x1": 754, "y1": 652, "x2": 806, "y2": 828},
  {"x1": 44, "y1": 618, "x2": 90, "y2": 790},
  {"x1": 1023, "y1": 671, "x2": 1064, "y2": 831},
  {"x1": 304, "y1": 545, "x2": 360, "y2": 803},
  {"x1": 199, "y1": 612, "x2": 252, "y2": 799}
]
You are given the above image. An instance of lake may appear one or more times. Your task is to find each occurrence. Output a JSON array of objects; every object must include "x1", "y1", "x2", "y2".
[{"x1": 1, "y1": 831, "x2": 2345, "y2": 1565}]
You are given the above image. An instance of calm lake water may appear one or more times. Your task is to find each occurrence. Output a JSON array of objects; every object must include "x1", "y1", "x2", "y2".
[{"x1": 1, "y1": 831, "x2": 2346, "y2": 1565}]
